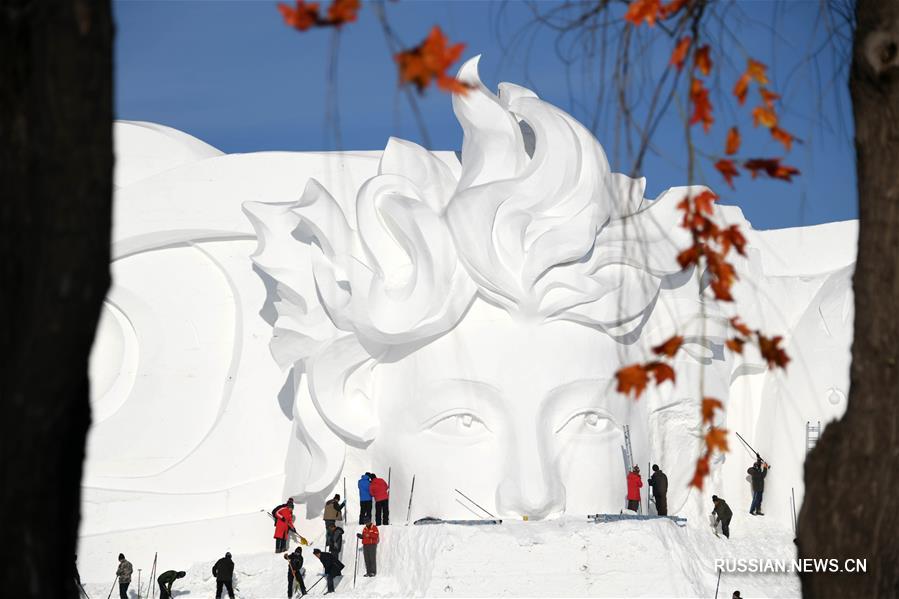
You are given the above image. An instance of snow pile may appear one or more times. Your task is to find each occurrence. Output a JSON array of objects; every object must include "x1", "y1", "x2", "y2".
[{"x1": 80, "y1": 516, "x2": 799, "y2": 598}]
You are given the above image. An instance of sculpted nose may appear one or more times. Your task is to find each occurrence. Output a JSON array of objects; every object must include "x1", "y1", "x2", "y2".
[{"x1": 495, "y1": 433, "x2": 565, "y2": 519}]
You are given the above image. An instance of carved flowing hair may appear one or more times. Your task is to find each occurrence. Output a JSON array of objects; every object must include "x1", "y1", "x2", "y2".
[{"x1": 243, "y1": 57, "x2": 699, "y2": 501}]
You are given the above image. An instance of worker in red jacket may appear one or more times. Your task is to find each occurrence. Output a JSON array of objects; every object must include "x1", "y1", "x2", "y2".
[
  {"x1": 626, "y1": 465, "x2": 643, "y2": 512},
  {"x1": 273, "y1": 499, "x2": 295, "y2": 553},
  {"x1": 357, "y1": 521, "x2": 380, "y2": 577},
  {"x1": 368, "y1": 473, "x2": 390, "y2": 525}
]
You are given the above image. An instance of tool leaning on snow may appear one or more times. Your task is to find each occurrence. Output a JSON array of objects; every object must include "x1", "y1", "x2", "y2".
[
  {"x1": 587, "y1": 513, "x2": 687, "y2": 527},
  {"x1": 262, "y1": 507, "x2": 309, "y2": 546}
]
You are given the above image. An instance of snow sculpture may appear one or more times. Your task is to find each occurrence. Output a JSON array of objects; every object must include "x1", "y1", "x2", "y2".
[{"x1": 244, "y1": 57, "x2": 722, "y2": 519}]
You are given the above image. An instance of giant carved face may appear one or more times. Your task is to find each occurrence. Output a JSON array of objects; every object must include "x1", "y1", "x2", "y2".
[{"x1": 244, "y1": 57, "x2": 712, "y2": 520}]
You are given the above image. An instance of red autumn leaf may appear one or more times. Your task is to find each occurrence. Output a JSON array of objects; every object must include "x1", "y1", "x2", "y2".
[
  {"x1": 694, "y1": 190, "x2": 718, "y2": 215},
  {"x1": 706, "y1": 427, "x2": 729, "y2": 452},
  {"x1": 752, "y1": 105, "x2": 778, "y2": 129},
  {"x1": 653, "y1": 335, "x2": 684, "y2": 358},
  {"x1": 616, "y1": 364, "x2": 650, "y2": 398},
  {"x1": 710, "y1": 278, "x2": 734, "y2": 301},
  {"x1": 718, "y1": 224, "x2": 747, "y2": 256},
  {"x1": 771, "y1": 126, "x2": 794, "y2": 152},
  {"x1": 707, "y1": 252, "x2": 737, "y2": 301},
  {"x1": 725, "y1": 126, "x2": 740, "y2": 155},
  {"x1": 690, "y1": 454, "x2": 711, "y2": 489},
  {"x1": 624, "y1": 0, "x2": 662, "y2": 26},
  {"x1": 758, "y1": 334, "x2": 791, "y2": 369},
  {"x1": 701, "y1": 397, "x2": 723, "y2": 423},
  {"x1": 677, "y1": 244, "x2": 702, "y2": 269},
  {"x1": 744, "y1": 158, "x2": 800, "y2": 182},
  {"x1": 326, "y1": 0, "x2": 360, "y2": 25},
  {"x1": 689, "y1": 78, "x2": 714, "y2": 132},
  {"x1": 759, "y1": 87, "x2": 780, "y2": 107},
  {"x1": 670, "y1": 37, "x2": 691, "y2": 71},
  {"x1": 733, "y1": 73, "x2": 750, "y2": 105},
  {"x1": 715, "y1": 159, "x2": 740, "y2": 189},
  {"x1": 694, "y1": 45, "x2": 712, "y2": 76},
  {"x1": 395, "y1": 26, "x2": 469, "y2": 95},
  {"x1": 725, "y1": 337, "x2": 745, "y2": 354},
  {"x1": 730, "y1": 316, "x2": 752, "y2": 337},
  {"x1": 746, "y1": 59, "x2": 768, "y2": 85},
  {"x1": 278, "y1": 0, "x2": 320, "y2": 31},
  {"x1": 647, "y1": 361, "x2": 676, "y2": 385}
]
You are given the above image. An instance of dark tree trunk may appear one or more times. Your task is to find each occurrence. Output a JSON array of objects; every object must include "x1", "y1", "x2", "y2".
[
  {"x1": 0, "y1": 1, "x2": 113, "y2": 597},
  {"x1": 799, "y1": 0, "x2": 899, "y2": 596}
]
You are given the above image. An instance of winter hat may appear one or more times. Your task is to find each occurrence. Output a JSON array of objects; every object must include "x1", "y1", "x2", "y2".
[
  {"x1": 225, "y1": 552, "x2": 231, "y2": 558},
  {"x1": 118, "y1": 553, "x2": 125, "y2": 560},
  {"x1": 712, "y1": 495, "x2": 719, "y2": 502},
  {"x1": 176, "y1": 571, "x2": 186, "y2": 579},
  {"x1": 313, "y1": 549, "x2": 322, "y2": 555},
  {"x1": 652, "y1": 464, "x2": 659, "y2": 472}
]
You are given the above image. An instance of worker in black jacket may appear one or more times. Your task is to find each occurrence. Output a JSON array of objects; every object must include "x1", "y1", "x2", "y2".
[
  {"x1": 157, "y1": 570, "x2": 186, "y2": 599},
  {"x1": 212, "y1": 552, "x2": 235, "y2": 599},
  {"x1": 312, "y1": 548, "x2": 344, "y2": 594},
  {"x1": 285, "y1": 547, "x2": 307, "y2": 597},
  {"x1": 648, "y1": 464, "x2": 669, "y2": 516},
  {"x1": 712, "y1": 495, "x2": 733, "y2": 538},
  {"x1": 747, "y1": 457, "x2": 770, "y2": 515}
]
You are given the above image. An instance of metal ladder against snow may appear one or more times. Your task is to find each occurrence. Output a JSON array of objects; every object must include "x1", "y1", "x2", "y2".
[
  {"x1": 806, "y1": 420, "x2": 822, "y2": 455},
  {"x1": 623, "y1": 424, "x2": 634, "y2": 468}
]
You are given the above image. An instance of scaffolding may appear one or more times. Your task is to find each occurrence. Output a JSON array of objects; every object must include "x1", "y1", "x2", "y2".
[{"x1": 806, "y1": 420, "x2": 822, "y2": 455}]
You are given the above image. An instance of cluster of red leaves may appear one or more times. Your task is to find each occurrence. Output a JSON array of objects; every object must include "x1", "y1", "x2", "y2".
[
  {"x1": 667, "y1": 34, "x2": 715, "y2": 133},
  {"x1": 624, "y1": 0, "x2": 689, "y2": 27},
  {"x1": 394, "y1": 26, "x2": 471, "y2": 95},
  {"x1": 277, "y1": 0, "x2": 360, "y2": 30},
  {"x1": 726, "y1": 317, "x2": 791, "y2": 369},
  {"x1": 691, "y1": 398, "x2": 727, "y2": 489},
  {"x1": 674, "y1": 190, "x2": 746, "y2": 301},
  {"x1": 714, "y1": 59, "x2": 800, "y2": 188}
]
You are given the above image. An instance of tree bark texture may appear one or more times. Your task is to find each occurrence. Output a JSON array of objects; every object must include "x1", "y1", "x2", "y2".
[
  {"x1": 799, "y1": 0, "x2": 899, "y2": 596},
  {"x1": 0, "y1": 1, "x2": 112, "y2": 597}
]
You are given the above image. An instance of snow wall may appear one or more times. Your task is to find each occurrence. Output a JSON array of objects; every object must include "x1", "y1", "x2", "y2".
[{"x1": 80, "y1": 58, "x2": 855, "y2": 583}]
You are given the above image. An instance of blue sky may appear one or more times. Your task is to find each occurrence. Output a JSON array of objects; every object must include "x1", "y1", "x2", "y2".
[{"x1": 115, "y1": 0, "x2": 857, "y2": 229}]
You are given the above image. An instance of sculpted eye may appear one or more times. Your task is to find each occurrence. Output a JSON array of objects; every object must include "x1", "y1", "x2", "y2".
[
  {"x1": 555, "y1": 410, "x2": 615, "y2": 435},
  {"x1": 425, "y1": 411, "x2": 490, "y2": 438}
]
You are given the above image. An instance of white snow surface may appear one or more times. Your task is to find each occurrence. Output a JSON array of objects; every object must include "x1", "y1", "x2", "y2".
[{"x1": 80, "y1": 516, "x2": 799, "y2": 598}]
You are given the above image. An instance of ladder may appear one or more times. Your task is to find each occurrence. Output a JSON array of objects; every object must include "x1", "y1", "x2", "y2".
[
  {"x1": 806, "y1": 421, "x2": 821, "y2": 454},
  {"x1": 623, "y1": 424, "x2": 634, "y2": 467}
]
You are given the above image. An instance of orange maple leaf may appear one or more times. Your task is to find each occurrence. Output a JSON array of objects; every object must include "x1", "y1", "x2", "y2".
[
  {"x1": 752, "y1": 105, "x2": 778, "y2": 129},
  {"x1": 725, "y1": 337, "x2": 745, "y2": 354},
  {"x1": 616, "y1": 364, "x2": 650, "y2": 398},
  {"x1": 759, "y1": 87, "x2": 780, "y2": 107},
  {"x1": 706, "y1": 427, "x2": 729, "y2": 452},
  {"x1": 395, "y1": 26, "x2": 468, "y2": 95},
  {"x1": 653, "y1": 335, "x2": 684, "y2": 358},
  {"x1": 326, "y1": 0, "x2": 360, "y2": 25},
  {"x1": 278, "y1": 0, "x2": 320, "y2": 31},
  {"x1": 707, "y1": 252, "x2": 737, "y2": 301},
  {"x1": 694, "y1": 45, "x2": 712, "y2": 76},
  {"x1": 730, "y1": 316, "x2": 752, "y2": 337},
  {"x1": 701, "y1": 397, "x2": 723, "y2": 423},
  {"x1": 770, "y1": 126, "x2": 794, "y2": 152},
  {"x1": 758, "y1": 334, "x2": 790, "y2": 369},
  {"x1": 670, "y1": 37, "x2": 691, "y2": 71},
  {"x1": 690, "y1": 454, "x2": 711, "y2": 489},
  {"x1": 718, "y1": 224, "x2": 747, "y2": 256},
  {"x1": 677, "y1": 243, "x2": 702, "y2": 269},
  {"x1": 725, "y1": 126, "x2": 740, "y2": 155},
  {"x1": 746, "y1": 59, "x2": 768, "y2": 85},
  {"x1": 624, "y1": 0, "x2": 662, "y2": 26},
  {"x1": 647, "y1": 361, "x2": 676, "y2": 385},
  {"x1": 733, "y1": 73, "x2": 750, "y2": 106},
  {"x1": 744, "y1": 158, "x2": 800, "y2": 182},
  {"x1": 689, "y1": 78, "x2": 714, "y2": 132},
  {"x1": 694, "y1": 190, "x2": 718, "y2": 214},
  {"x1": 715, "y1": 159, "x2": 739, "y2": 189}
]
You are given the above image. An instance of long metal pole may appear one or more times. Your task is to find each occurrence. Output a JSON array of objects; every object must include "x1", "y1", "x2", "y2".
[
  {"x1": 735, "y1": 431, "x2": 764, "y2": 461},
  {"x1": 454, "y1": 488, "x2": 497, "y2": 519},
  {"x1": 137, "y1": 569, "x2": 142, "y2": 599},
  {"x1": 353, "y1": 535, "x2": 360, "y2": 588},
  {"x1": 406, "y1": 474, "x2": 416, "y2": 525},
  {"x1": 106, "y1": 576, "x2": 118, "y2": 599},
  {"x1": 714, "y1": 568, "x2": 721, "y2": 598}
]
